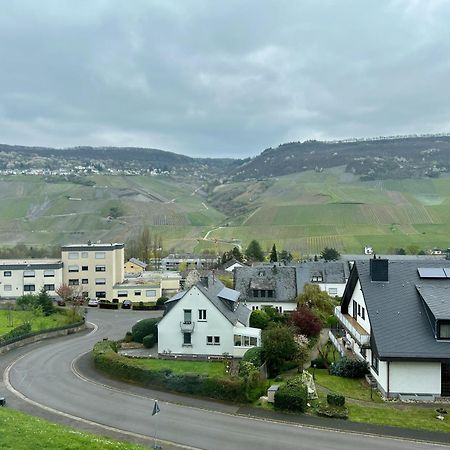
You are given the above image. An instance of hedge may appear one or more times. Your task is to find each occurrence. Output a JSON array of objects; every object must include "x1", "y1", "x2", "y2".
[
  {"x1": 0, "y1": 323, "x2": 32, "y2": 342},
  {"x1": 329, "y1": 357, "x2": 369, "y2": 378},
  {"x1": 132, "y1": 304, "x2": 162, "y2": 311},
  {"x1": 241, "y1": 346, "x2": 264, "y2": 367},
  {"x1": 274, "y1": 376, "x2": 308, "y2": 413},
  {"x1": 99, "y1": 302, "x2": 119, "y2": 310},
  {"x1": 93, "y1": 340, "x2": 250, "y2": 402},
  {"x1": 131, "y1": 318, "x2": 159, "y2": 343},
  {"x1": 327, "y1": 393, "x2": 345, "y2": 407}
]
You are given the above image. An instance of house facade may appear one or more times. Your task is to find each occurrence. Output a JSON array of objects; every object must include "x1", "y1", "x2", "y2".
[
  {"x1": 0, "y1": 259, "x2": 63, "y2": 298},
  {"x1": 124, "y1": 258, "x2": 147, "y2": 275},
  {"x1": 158, "y1": 278, "x2": 261, "y2": 358},
  {"x1": 160, "y1": 253, "x2": 219, "y2": 271},
  {"x1": 333, "y1": 258, "x2": 450, "y2": 399},
  {"x1": 61, "y1": 243, "x2": 124, "y2": 299}
]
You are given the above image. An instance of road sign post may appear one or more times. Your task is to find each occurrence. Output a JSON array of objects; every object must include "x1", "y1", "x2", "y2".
[{"x1": 152, "y1": 400, "x2": 162, "y2": 449}]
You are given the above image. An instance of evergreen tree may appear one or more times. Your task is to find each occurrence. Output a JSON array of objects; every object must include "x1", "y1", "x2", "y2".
[
  {"x1": 269, "y1": 244, "x2": 278, "y2": 262},
  {"x1": 245, "y1": 240, "x2": 264, "y2": 261}
]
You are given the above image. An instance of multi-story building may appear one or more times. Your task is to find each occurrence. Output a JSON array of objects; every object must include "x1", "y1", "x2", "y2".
[
  {"x1": 61, "y1": 243, "x2": 124, "y2": 299},
  {"x1": 0, "y1": 259, "x2": 63, "y2": 299}
]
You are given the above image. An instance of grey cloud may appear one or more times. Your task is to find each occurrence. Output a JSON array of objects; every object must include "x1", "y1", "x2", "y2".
[{"x1": 0, "y1": 0, "x2": 449, "y2": 157}]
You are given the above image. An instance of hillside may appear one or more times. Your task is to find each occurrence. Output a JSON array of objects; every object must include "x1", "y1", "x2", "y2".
[{"x1": 232, "y1": 135, "x2": 450, "y2": 181}]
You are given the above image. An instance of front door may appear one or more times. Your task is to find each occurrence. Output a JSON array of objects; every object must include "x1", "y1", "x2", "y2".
[{"x1": 441, "y1": 363, "x2": 450, "y2": 396}]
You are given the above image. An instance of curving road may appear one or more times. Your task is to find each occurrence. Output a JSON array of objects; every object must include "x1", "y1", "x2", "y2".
[{"x1": 2, "y1": 309, "x2": 448, "y2": 450}]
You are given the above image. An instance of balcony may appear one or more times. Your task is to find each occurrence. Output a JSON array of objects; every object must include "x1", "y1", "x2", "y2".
[
  {"x1": 180, "y1": 321, "x2": 195, "y2": 332},
  {"x1": 334, "y1": 306, "x2": 370, "y2": 347}
]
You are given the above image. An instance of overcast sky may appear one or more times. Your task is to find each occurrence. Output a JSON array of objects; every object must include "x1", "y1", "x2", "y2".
[{"x1": 0, "y1": 1, "x2": 449, "y2": 158}]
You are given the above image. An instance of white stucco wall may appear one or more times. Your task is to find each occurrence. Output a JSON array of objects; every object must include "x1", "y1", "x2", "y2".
[
  {"x1": 319, "y1": 282, "x2": 346, "y2": 297},
  {"x1": 158, "y1": 285, "x2": 260, "y2": 357},
  {"x1": 347, "y1": 280, "x2": 371, "y2": 333},
  {"x1": 389, "y1": 361, "x2": 441, "y2": 395},
  {"x1": 244, "y1": 300, "x2": 297, "y2": 313}
]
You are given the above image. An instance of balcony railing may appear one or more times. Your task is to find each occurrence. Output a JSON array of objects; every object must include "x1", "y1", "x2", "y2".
[
  {"x1": 334, "y1": 306, "x2": 370, "y2": 346},
  {"x1": 180, "y1": 321, "x2": 195, "y2": 332}
]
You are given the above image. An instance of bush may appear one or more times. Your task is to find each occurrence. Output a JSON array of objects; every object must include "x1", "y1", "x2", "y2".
[
  {"x1": 0, "y1": 323, "x2": 32, "y2": 342},
  {"x1": 274, "y1": 377, "x2": 308, "y2": 413},
  {"x1": 99, "y1": 302, "x2": 119, "y2": 310},
  {"x1": 329, "y1": 357, "x2": 369, "y2": 378},
  {"x1": 249, "y1": 310, "x2": 270, "y2": 329},
  {"x1": 132, "y1": 303, "x2": 158, "y2": 311},
  {"x1": 241, "y1": 346, "x2": 264, "y2": 367},
  {"x1": 93, "y1": 340, "x2": 251, "y2": 402},
  {"x1": 143, "y1": 334, "x2": 156, "y2": 348},
  {"x1": 156, "y1": 296, "x2": 168, "y2": 307},
  {"x1": 131, "y1": 318, "x2": 159, "y2": 343},
  {"x1": 316, "y1": 403, "x2": 349, "y2": 419},
  {"x1": 124, "y1": 331, "x2": 133, "y2": 343},
  {"x1": 311, "y1": 357, "x2": 328, "y2": 369},
  {"x1": 327, "y1": 393, "x2": 345, "y2": 407},
  {"x1": 289, "y1": 307, "x2": 322, "y2": 337}
]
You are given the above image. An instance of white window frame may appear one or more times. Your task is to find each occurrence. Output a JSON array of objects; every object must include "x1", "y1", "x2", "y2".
[
  {"x1": 4, "y1": 284, "x2": 12, "y2": 291},
  {"x1": 95, "y1": 252, "x2": 105, "y2": 259},
  {"x1": 95, "y1": 278, "x2": 106, "y2": 285},
  {"x1": 68, "y1": 252, "x2": 79, "y2": 260},
  {"x1": 146, "y1": 289, "x2": 156, "y2": 298}
]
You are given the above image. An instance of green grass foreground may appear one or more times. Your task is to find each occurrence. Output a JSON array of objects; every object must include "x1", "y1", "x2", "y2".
[
  {"x1": 0, "y1": 310, "x2": 73, "y2": 337},
  {"x1": 132, "y1": 358, "x2": 226, "y2": 377},
  {"x1": 0, "y1": 407, "x2": 148, "y2": 450}
]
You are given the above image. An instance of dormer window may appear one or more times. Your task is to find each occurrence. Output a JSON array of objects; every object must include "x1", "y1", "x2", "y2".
[
  {"x1": 311, "y1": 273, "x2": 323, "y2": 282},
  {"x1": 258, "y1": 271, "x2": 264, "y2": 277},
  {"x1": 438, "y1": 321, "x2": 450, "y2": 340}
]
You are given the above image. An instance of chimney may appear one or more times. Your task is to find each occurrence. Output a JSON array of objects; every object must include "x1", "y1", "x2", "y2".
[{"x1": 370, "y1": 257, "x2": 389, "y2": 282}]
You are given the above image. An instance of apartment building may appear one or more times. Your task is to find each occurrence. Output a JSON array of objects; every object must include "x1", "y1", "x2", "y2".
[
  {"x1": 61, "y1": 243, "x2": 124, "y2": 299},
  {"x1": 0, "y1": 259, "x2": 63, "y2": 299}
]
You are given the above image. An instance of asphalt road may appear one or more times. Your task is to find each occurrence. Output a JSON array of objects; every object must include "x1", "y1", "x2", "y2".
[{"x1": 2, "y1": 309, "x2": 449, "y2": 450}]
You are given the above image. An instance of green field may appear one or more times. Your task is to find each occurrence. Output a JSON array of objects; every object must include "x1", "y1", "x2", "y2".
[
  {"x1": 0, "y1": 311, "x2": 72, "y2": 336},
  {"x1": 3, "y1": 169, "x2": 450, "y2": 256}
]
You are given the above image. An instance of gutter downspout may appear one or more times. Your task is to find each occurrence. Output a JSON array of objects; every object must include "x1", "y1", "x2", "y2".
[{"x1": 387, "y1": 361, "x2": 390, "y2": 398}]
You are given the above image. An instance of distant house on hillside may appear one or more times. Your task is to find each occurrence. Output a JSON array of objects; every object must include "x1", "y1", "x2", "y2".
[
  {"x1": 124, "y1": 257, "x2": 147, "y2": 275},
  {"x1": 158, "y1": 276, "x2": 260, "y2": 358},
  {"x1": 160, "y1": 253, "x2": 219, "y2": 271},
  {"x1": 223, "y1": 258, "x2": 246, "y2": 273}
]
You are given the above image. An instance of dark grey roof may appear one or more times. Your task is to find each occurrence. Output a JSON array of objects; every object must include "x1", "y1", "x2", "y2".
[
  {"x1": 416, "y1": 285, "x2": 450, "y2": 320},
  {"x1": 234, "y1": 266, "x2": 297, "y2": 302},
  {"x1": 223, "y1": 258, "x2": 244, "y2": 270},
  {"x1": 342, "y1": 260, "x2": 450, "y2": 361},
  {"x1": 164, "y1": 279, "x2": 250, "y2": 326},
  {"x1": 128, "y1": 258, "x2": 147, "y2": 268},
  {"x1": 61, "y1": 243, "x2": 124, "y2": 251},
  {"x1": 295, "y1": 261, "x2": 350, "y2": 294},
  {"x1": 0, "y1": 262, "x2": 63, "y2": 270}
]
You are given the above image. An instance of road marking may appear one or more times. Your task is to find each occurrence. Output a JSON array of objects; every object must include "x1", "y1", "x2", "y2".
[{"x1": 3, "y1": 353, "x2": 198, "y2": 450}]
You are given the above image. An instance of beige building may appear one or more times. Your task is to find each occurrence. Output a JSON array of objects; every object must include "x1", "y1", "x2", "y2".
[
  {"x1": 124, "y1": 258, "x2": 147, "y2": 275},
  {"x1": 61, "y1": 243, "x2": 124, "y2": 299}
]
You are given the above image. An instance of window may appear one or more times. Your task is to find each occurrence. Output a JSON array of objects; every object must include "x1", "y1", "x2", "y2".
[
  {"x1": 361, "y1": 307, "x2": 366, "y2": 320},
  {"x1": 234, "y1": 335, "x2": 241, "y2": 346},
  {"x1": 183, "y1": 309, "x2": 192, "y2": 324},
  {"x1": 95, "y1": 278, "x2": 106, "y2": 285},
  {"x1": 261, "y1": 290, "x2": 266, "y2": 298},
  {"x1": 243, "y1": 336, "x2": 250, "y2": 346},
  {"x1": 198, "y1": 309, "x2": 207, "y2": 321},
  {"x1": 357, "y1": 304, "x2": 361, "y2": 316},
  {"x1": 82, "y1": 279, "x2": 88, "y2": 284},
  {"x1": 134, "y1": 290, "x2": 141, "y2": 296},
  {"x1": 82, "y1": 266, "x2": 88, "y2": 271},
  {"x1": 371, "y1": 352, "x2": 379, "y2": 374},
  {"x1": 208, "y1": 335, "x2": 220, "y2": 345},
  {"x1": 352, "y1": 300, "x2": 358, "y2": 320},
  {"x1": 328, "y1": 288, "x2": 337, "y2": 295},
  {"x1": 68, "y1": 265, "x2": 79, "y2": 272},
  {"x1": 24, "y1": 270, "x2": 35, "y2": 277},
  {"x1": 69, "y1": 279, "x2": 79, "y2": 286},
  {"x1": 81, "y1": 252, "x2": 88, "y2": 258},
  {"x1": 3, "y1": 271, "x2": 11, "y2": 277},
  {"x1": 44, "y1": 284, "x2": 55, "y2": 291},
  {"x1": 44, "y1": 269, "x2": 54, "y2": 277},
  {"x1": 438, "y1": 321, "x2": 450, "y2": 339},
  {"x1": 252, "y1": 289, "x2": 259, "y2": 297},
  {"x1": 96, "y1": 291, "x2": 106, "y2": 298},
  {"x1": 95, "y1": 265, "x2": 106, "y2": 272},
  {"x1": 95, "y1": 252, "x2": 105, "y2": 259},
  {"x1": 68, "y1": 252, "x2": 79, "y2": 259},
  {"x1": 24, "y1": 284, "x2": 35, "y2": 292},
  {"x1": 250, "y1": 336, "x2": 257, "y2": 346},
  {"x1": 117, "y1": 290, "x2": 128, "y2": 297},
  {"x1": 267, "y1": 290, "x2": 274, "y2": 298},
  {"x1": 183, "y1": 332, "x2": 191, "y2": 345},
  {"x1": 4, "y1": 284, "x2": 12, "y2": 291},
  {"x1": 146, "y1": 290, "x2": 156, "y2": 297}
]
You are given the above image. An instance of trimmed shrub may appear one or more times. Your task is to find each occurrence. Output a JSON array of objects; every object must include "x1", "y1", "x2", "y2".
[
  {"x1": 156, "y1": 296, "x2": 168, "y2": 307},
  {"x1": 143, "y1": 334, "x2": 156, "y2": 348},
  {"x1": 124, "y1": 331, "x2": 133, "y2": 343},
  {"x1": 274, "y1": 377, "x2": 308, "y2": 413},
  {"x1": 329, "y1": 357, "x2": 369, "y2": 378},
  {"x1": 93, "y1": 340, "x2": 249, "y2": 402},
  {"x1": 132, "y1": 303, "x2": 158, "y2": 311},
  {"x1": 316, "y1": 403, "x2": 349, "y2": 419},
  {"x1": 99, "y1": 302, "x2": 119, "y2": 310},
  {"x1": 131, "y1": 318, "x2": 159, "y2": 343},
  {"x1": 327, "y1": 393, "x2": 345, "y2": 407},
  {"x1": 241, "y1": 346, "x2": 264, "y2": 367},
  {"x1": 0, "y1": 323, "x2": 32, "y2": 342}
]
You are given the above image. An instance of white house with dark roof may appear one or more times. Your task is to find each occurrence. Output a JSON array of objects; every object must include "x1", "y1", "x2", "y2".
[
  {"x1": 158, "y1": 277, "x2": 261, "y2": 358},
  {"x1": 333, "y1": 257, "x2": 450, "y2": 399}
]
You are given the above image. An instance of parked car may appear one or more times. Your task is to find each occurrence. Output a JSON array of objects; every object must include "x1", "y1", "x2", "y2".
[
  {"x1": 88, "y1": 298, "x2": 99, "y2": 307},
  {"x1": 121, "y1": 300, "x2": 132, "y2": 309}
]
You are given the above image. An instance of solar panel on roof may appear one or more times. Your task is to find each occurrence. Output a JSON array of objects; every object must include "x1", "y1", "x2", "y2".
[
  {"x1": 217, "y1": 287, "x2": 240, "y2": 302},
  {"x1": 417, "y1": 268, "x2": 446, "y2": 278}
]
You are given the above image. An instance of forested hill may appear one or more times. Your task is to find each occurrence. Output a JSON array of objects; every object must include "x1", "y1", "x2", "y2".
[{"x1": 232, "y1": 135, "x2": 450, "y2": 181}]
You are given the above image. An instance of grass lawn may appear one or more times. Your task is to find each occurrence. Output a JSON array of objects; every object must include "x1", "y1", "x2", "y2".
[
  {"x1": 348, "y1": 403, "x2": 450, "y2": 433},
  {"x1": 0, "y1": 407, "x2": 148, "y2": 450},
  {"x1": 311, "y1": 368, "x2": 383, "y2": 403},
  {"x1": 131, "y1": 358, "x2": 226, "y2": 377},
  {"x1": 0, "y1": 310, "x2": 73, "y2": 336}
]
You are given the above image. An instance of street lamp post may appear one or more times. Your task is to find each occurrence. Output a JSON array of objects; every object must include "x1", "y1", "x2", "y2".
[{"x1": 313, "y1": 364, "x2": 317, "y2": 381}]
